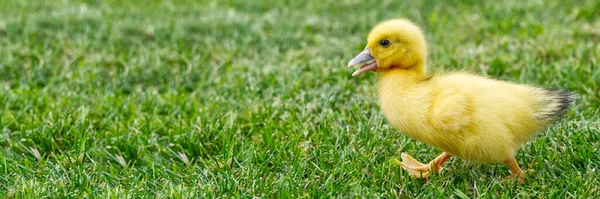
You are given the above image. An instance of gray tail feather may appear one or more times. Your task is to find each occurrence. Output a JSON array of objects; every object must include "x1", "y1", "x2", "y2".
[{"x1": 542, "y1": 89, "x2": 575, "y2": 121}]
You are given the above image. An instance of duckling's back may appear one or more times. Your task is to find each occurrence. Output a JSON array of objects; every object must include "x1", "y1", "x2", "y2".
[
  {"x1": 425, "y1": 73, "x2": 574, "y2": 162},
  {"x1": 378, "y1": 71, "x2": 574, "y2": 162}
]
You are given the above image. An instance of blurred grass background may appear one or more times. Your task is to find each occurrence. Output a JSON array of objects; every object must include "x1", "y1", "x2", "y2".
[{"x1": 0, "y1": 0, "x2": 599, "y2": 197}]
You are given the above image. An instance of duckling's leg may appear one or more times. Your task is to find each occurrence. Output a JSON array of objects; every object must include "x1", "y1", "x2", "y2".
[
  {"x1": 394, "y1": 152, "x2": 452, "y2": 178},
  {"x1": 504, "y1": 157, "x2": 526, "y2": 180}
]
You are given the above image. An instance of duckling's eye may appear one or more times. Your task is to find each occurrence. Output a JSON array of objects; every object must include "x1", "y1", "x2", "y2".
[{"x1": 379, "y1": 39, "x2": 390, "y2": 47}]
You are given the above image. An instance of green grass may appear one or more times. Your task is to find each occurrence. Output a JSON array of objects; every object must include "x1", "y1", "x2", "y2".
[{"x1": 0, "y1": 0, "x2": 599, "y2": 197}]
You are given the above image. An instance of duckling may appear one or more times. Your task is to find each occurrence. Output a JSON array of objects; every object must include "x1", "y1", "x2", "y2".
[{"x1": 348, "y1": 19, "x2": 574, "y2": 179}]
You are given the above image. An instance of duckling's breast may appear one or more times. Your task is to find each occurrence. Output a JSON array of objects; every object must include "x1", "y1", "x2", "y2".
[{"x1": 377, "y1": 78, "x2": 436, "y2": 142}]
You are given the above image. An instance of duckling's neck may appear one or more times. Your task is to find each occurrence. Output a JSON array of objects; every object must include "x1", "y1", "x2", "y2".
[{"x1": 379, "y1": 68, "x2": 428, "y2": 88}]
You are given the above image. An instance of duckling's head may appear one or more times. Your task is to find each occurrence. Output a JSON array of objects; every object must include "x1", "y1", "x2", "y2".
[{"x1": 348, "y1": 19, "x2": 427, "y2": 76}]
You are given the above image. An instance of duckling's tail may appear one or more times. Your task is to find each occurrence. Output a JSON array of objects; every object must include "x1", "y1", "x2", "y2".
[{"x1": 538, "y1": 89, "x2": 575, "y2": 122}]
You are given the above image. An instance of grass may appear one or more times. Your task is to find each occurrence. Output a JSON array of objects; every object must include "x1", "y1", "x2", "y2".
[{"x1": 0, "y1": 0, "x2": 599, "y2": 197}]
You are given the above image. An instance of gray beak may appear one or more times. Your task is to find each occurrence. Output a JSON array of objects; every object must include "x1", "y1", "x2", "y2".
[{"x1": 348, "y1": 48, "x2": 378, "y2": 76}]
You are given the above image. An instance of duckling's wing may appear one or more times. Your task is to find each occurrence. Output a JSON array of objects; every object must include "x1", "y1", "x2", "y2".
[{"x1": 428, "y1": 87, "x2": 471, "y2": 134}]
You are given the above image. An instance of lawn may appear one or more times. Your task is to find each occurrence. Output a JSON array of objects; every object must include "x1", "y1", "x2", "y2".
[{"x1": 0, "y1": 0, "x2": 599, "y2": 198}]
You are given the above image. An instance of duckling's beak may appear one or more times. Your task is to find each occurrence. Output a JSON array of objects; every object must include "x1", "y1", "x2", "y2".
[{"x1": 348, "y1": 48, "x2": 378, "y2": 76}]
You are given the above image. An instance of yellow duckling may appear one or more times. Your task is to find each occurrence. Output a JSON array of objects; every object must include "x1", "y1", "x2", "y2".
[{"x1": 348, "y1": 19, "x2": 574, "y2": 179}]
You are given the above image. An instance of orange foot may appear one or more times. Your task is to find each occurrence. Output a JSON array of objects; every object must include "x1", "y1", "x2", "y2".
[
  {"x1": 392, "y1": 152, "x2": 452, "y2": 178},
  {"x1": 503, "y1": 157, "x2": 534, "y2": 183}
]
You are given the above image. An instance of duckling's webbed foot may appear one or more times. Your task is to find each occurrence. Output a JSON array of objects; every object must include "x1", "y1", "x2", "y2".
[
  {"x1": 503, "y1": 157, "x2": 533, "y2": 183},
  {"x1": 393, "y1": 152, "x2": 452, "y2": 178}
]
